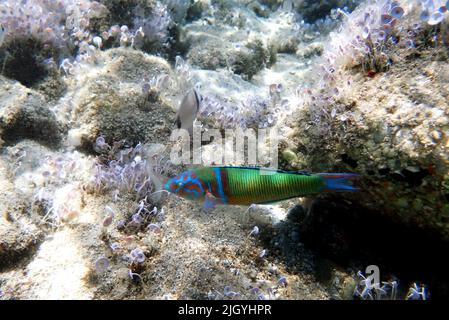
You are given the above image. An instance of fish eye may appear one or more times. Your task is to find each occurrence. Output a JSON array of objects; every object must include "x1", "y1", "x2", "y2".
[{"x1": 169, "y1": 182, "x2": 177, "y2": 190}]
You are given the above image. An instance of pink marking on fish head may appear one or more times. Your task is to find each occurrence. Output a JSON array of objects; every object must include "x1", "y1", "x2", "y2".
[{"x1": 164, "y1": 170, "x2": 204, "y2": 201}]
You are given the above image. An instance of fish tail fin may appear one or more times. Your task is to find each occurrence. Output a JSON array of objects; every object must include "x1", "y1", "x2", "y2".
[{"x1": 317, "y1": 173, "x2": 360, "y2": 193}]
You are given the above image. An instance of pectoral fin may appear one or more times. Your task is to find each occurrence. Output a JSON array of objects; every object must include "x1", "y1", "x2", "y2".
[{"x1": 202, "y1": 192, "x2": 217, "y2": 211}]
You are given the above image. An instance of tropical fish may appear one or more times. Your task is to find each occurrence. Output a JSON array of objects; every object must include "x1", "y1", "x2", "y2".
[
  {"x1": 164, "y1": 166, "x2": 359, "y2": 210},
  {"x1": 175, "y1": 89, "x2": 201, "y2": 134}
]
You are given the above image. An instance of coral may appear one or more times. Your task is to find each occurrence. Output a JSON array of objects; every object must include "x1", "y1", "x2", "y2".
[
  {"x1": 94, "y1": 257, "x2": 110, "y2": 273},
  {"x1": 353, "y1": 272, "x2": 429, "y2": 300},
  {"x1": 8, "y1": 142, "x2": 93, "y2": 227},
  {"x1": 0, "y1": 0, "x2": 177, "y2": 88},
  {"x1": 323, "y1": 0, "x2": 448, "y2": 74},
  {"x1": 0, "y1": 140, "x2": 84, "y2": 270},
  {"x1": 353, "y1": 270, "x2": 399, "y2": 300}
]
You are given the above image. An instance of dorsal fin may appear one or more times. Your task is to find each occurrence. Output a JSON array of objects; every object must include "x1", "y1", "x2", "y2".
[{"x1": 212, "y1": 166, "x2": 312, "y2": 176}]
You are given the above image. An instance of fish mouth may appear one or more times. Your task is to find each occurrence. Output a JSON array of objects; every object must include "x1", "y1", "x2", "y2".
[{"x1": 164, "y1": 181, "x2": 174, "y2": 193}]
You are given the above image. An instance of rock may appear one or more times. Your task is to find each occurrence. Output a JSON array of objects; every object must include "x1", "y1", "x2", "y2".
[
  {"x1": 57, "y1": 48, "x2": 176, "y2": 150},
  {"x1": 97, "y1": 0, "x2": 148, "y2": 28},
  {"x1": 0, "y1": 213, "x2": 43, "y2": 271},
  {"x1": 186, "y1": 0, "x2": 208, "y2": 22},
  {"x1": 185, "y1": 28, "x2": 278, "y2": 78},
  {"x1": 248, "y1": 1, "x2": 272, "y2": 18},
  {"x1": 186, "y1": 37, "x2": 230, "y2": 70},
  {"x1": 0, "y1": 76, "x2": 62, "y2": 147},
  {"x1": 231, "y1": 39, "x2": 277, "y2": 81},
  {"x1": 282, "y1": 148, "x2": 298, "y2": 162},
  {"x1": 184, "y1": 3, "x2": 298, "y2": 79},
  {"x1": 248, "y1": 204, "x2": 288, "y2": 226},
  {"x1": 0, "y1": 157, "x2": 43, "y2": 271},
  {"x1": 282, "y1": 3, "x2": 449, "y2": 240},
  {"x1": 287, "y1": 54, "x2": 449, "y2": 238},
  {"x1": 0, "y1": 38, "x2": 54, "y2": 88},
  {"x1": 280, "y1": 2, "x2": 449, "y2": 239},
  {"x1": 294, "y1": 0, "x2": 363, "y2": 23},
  {"x1": 296, "y1": 42, "x2": 324, "y2": 59}
]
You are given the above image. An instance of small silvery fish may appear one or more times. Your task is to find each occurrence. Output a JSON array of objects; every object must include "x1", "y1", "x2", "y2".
[
  {"x1": 175, "y1": 89, "x2": 200, "y2": 134},
  {"x1": 164, "y1": 166, "x2": 359, "y2": 210},
  {"x1": 0, "y1": 23, "x2": 6, "y2": 47}
]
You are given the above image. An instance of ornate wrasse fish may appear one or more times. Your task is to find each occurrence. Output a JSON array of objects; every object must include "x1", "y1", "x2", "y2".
[{"x1": 164, "y1": 166, "x2": 359, "y2": 209}]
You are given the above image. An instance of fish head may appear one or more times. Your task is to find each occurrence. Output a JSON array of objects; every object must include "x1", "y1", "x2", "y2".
[{"x1": 164, "y1": 170, "x2": 205, "y2": 201}]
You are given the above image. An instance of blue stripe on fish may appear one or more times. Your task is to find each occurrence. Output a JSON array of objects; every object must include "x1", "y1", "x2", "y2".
[{"x1": 214, "y1": 168, "x2": 227, "y2": 204}]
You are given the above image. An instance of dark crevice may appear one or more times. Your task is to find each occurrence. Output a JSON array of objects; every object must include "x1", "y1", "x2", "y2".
[
  {"x1": 294, "y1": 199, "x2": 449, "y2": 299},
  {"x1": 297, "y1": 0, "x2": 362, "y2": 24},
  {"x1": 0, "y1": 38, "x2": 51, "y2": 87},
  {"x1": 0, "y1": 234, "x2": 44, "y2": 273},
  {"x1": 401, "y1": 167, "x2": 429, "y2": 186},
  {"x1": 389, "y1": 167, "x2": 429, "y2": 186},
  {"x1": 341, "y1": 154, "x2": 358, "y2": 168}
]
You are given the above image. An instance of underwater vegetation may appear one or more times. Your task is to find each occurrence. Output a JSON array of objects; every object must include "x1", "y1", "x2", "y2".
[
  {"x1": 353, "y1": 270, "x2": 429, "y2": 300},
  {"x1": 0, "y1": 0, "x2": 448, "y2": 300},
  {"x1": 89, "y1": 137, "x2": 166, "y2": 199}
]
